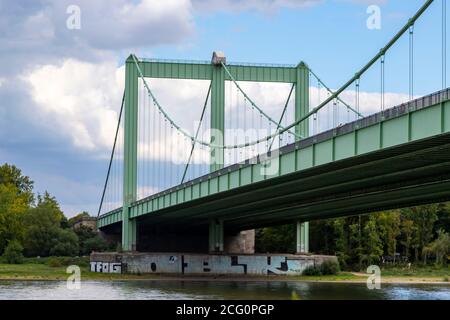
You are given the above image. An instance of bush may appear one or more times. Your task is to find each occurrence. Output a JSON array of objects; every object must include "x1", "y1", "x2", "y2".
[
  {"x1": 82, "y1": 236, "x2": 109, "y2": 255},
  {"x1": 49, "y1": 229, "x2": 79, "y2": 257},
  {"x1": 302, "y1": 260, "x2": 340, "y2": 276},
  {"x1": 2, "y1": 240, "x2": 24, "y2": 264},
  {"x1": 320, "y1": 260, "x2": 340, "y2": 275},
  {"x1": 302, "y1": 265, "x2": 321, "y2": 276}
]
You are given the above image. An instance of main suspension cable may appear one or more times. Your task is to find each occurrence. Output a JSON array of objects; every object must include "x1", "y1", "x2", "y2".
[
  {"x1": 129, "y1": 0, "x2": 433, "y2": 151},
  {"x1": 443, "y1": 0, "x2": 447, "y2": 89},
  {"x1": 220, "y1": 62, "x2": 303, "y2": 140},
  {"x1": 97, "y1": 91, "x2": 125, "y2": 217},
  {"x1": 269, "y1": 83, "x2": 295, "y2": 151},
  {"x1": 181, "y1": 83, "x2": 211, "y2": 183},
  {"x1": 308, "y1": 68, "x2": 363, "y2": 118},
  {"x1": 381, "y1": 54, "x2": 385, "y2": 111},
  {"x1": 409, "y1": 24, "x2": 415, "y2": 100}
]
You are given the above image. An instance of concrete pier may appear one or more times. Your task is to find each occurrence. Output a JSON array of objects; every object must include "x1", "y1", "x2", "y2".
[{"x1": 90, "y1": 252, "x2": 337, "y2": 276}]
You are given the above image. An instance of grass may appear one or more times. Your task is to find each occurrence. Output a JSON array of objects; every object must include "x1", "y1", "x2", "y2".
[
  {"x1": 379, "y1": 265, "x2": 450, "y2": 278},
  {"x1": 0, "y1": 257, "x2": 157, "y2": 281},
  {"x1": 0, "y1": 259, "x2": 448, "y2": 282},
  {"x1": 0, "y1": 263, "x2": 161, "y2": 281},
  {"x1": 290, "y1": 272, "x2": 360, "y2": 282}
]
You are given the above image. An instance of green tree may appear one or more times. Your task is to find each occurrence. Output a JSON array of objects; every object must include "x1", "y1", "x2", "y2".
[
  {"x1": 435, "y1": 203, "x2": 450, "y2": 234},
  {"x1": 22, "y1": 192, "x2": 65, "y2": 257},
  {"x1": 401, "y1": 205, "x2": 438, "y2": 262},
  {"x1": 333, "y1": 218, "x2": 349, "y2": 268},
  {"x1": 68, "y1": 211, "x2": 90, "y2": 227},
  {"x1": 74, "y1": 224, "x2": 109, "y2": 255},
  {"x1": 49, "y1": 229, "x2": 79, "y2": 256},
  {"x1": 400, "y1": 217, "x2": 414, "y2": 259},
  {"x1": 377, "y1": 211, "x2": 401, "y2": 258},
  {"x1": 256, "y1": 224, "x2": 295, "y2": 253},
  {"x1": 362, "y1": 216, "x2": 383, "y2": 266},
  {"x1": 0, "y1": 163, "x2": 34, "y2": 204},
  {"x1": 0, "y1": 183, "x2": 28, "y2": 254},
  {"x1": 348, "y1": 220, "x2": 363, "y2": 269},
  {"x1": 2, "y1": 240, "x2": 24, "y2": 264},
  {"x1": 83, "y1": 236, "x2": 110, "y2": 254},
  {"x1": 424, "y1": 229, "x2": 450, "y2": 265}
]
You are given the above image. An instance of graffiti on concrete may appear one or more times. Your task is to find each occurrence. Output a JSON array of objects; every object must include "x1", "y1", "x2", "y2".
[
  {"x1": 90, "y1": 253, "x2": 329, "y2": 275},
  {"x1": 90, "y1": 262, "x2": 122, "y2": 273}
]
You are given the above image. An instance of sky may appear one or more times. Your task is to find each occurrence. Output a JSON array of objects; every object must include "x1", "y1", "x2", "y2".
[{"x1": 0, "y1": 0, "x2": 447, "y2": 217}]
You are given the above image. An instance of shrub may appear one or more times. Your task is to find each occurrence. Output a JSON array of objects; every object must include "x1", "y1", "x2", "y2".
[
  {"x1": 302, "y1": 260, "x2": 340, "y2": 276},
  {"x1": 320, "y1": 260, "x2": 340, "y2": 275},
  {"x1": 82, "y1": 236, "x2": 109, "y2": 254},
  {"x1": 302, "y1": 265, "x2": 321, "y2": 276},
  {"x1": 2, "y1": 240, "x2": 24, "y2": 264},
  {"x1": 47, "y1": 257, "x2": 63, "y2": 267},
  {"x1": 49, "y1": 229, "x2": 79, "y2": 257}
]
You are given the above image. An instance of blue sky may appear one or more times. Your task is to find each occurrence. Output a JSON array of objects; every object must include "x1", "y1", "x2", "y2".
[
  {"x1": 150, "y1": 1, "x2": 445, "y2": 93},
  {"x1": 0, "y1": 0, "x2": 446, "y2": 217}
]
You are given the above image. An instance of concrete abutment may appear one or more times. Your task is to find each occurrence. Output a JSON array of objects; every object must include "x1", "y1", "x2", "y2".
[{"x1": 90, "y1": 252, "x2": 337, "y2": 276}]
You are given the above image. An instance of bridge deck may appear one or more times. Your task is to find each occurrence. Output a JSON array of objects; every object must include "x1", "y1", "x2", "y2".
[{"x1": 98, "y1": 88, "x2": 450, "y2": 231}]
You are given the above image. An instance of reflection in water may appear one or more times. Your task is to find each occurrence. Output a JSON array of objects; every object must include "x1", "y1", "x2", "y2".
[{"x1": 0, "y1": 280, "x2": 449, "y2": 300}]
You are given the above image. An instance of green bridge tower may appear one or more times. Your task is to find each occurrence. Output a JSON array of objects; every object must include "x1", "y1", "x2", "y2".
[{"x1": 121, "y1": 52, "x2": 310, "y2": 252}]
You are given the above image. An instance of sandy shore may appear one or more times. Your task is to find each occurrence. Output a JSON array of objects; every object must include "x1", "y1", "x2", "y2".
[{"x1": 1, "y1": 273, "x2": 449, "y2": 285}]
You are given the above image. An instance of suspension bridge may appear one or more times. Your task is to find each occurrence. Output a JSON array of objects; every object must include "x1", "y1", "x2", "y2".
[{"x1": 95, "y1": 0, "x2": 450, "y2": 257}]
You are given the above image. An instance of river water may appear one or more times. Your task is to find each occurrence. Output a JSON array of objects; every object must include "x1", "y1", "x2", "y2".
[{"x1": 0, "y1": 280, "x2": 449, "y2": 300}]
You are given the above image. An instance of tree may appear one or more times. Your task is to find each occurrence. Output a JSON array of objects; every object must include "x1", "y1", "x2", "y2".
[
  {"x1": 348, "y1": 220, "x2": 363, "y2": 269},
  {"x1": 68, "y1": 211, "x2": 90, "y2": 227},
  {"x1": 256, "y1": 224, "x2": 295, "y2": 253},
  {"x1": 362, "y1": 216, "x2": 383, "y2": 266},
  {"x1": 49, "y1": 229, "x2": 79, "y2": 257},
  {"x1": 377, "y1": 211, "x2": 401, "y2": 258},
  {"x1": 22, "y1": 192, "x2": 65, "y2": 257},
  {"x1": 333, "y1": 218, "x2": 349, "y2": 268},
  {"x1": 435, "y1": 203, "x2": 450, "y2": 234},
  {"x1": 0, "y1": 163, "x2": 34, "y2": 204},
  {"x1": 401, "y1": 205, "x2": 438, "y2": 262},
  {"x1": 425, "y1": 229, "x2": 450, "y2": 265},
  {"x1": 0, "y1": 183, "x2": 28, "y2": 254},
  {"x1": 83, "y1": 236, "x2": 110, "y2": 254},
  {"x1": 310, "y1": 219, "x2": 336, "y2": 254},
  {"x1": 2, "y1": 240, "x2": 24, "y2": 264},
  {"x1": 74, "y1": 224, "x2": 106, "y2": 255},
  {"x1": 400, "y1": 217, "x2": 414, "y2": 259}
]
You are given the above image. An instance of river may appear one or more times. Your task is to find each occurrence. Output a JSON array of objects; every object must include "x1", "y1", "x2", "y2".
[{"x1": 0, "y1": 280, "x2": 449, "y2": 300}]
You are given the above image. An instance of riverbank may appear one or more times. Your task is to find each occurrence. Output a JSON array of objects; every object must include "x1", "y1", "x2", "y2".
[{"x1": 0, "y1": 262, "x2": 449, "y2": 284}]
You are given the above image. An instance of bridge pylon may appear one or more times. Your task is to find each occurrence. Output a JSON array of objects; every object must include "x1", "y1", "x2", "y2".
[
  {"x1": 295, "y1": 61, "x2": 310, "y2": 254},
  {"x1": 122, "y1": 54, "x2": 139, "y2": 251}
]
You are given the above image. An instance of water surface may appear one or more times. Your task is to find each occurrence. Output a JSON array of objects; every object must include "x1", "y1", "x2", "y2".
[{"x1": 0, "y1": 280, "x2": 449, "y2": 300}]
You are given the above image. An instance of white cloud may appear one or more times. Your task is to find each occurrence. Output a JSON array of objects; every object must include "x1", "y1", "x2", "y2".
[
  {"x1": 308, "y1": 86, "x2": 411, "y2": 134},
  {"x1": 345, "y1": 0, "x2": 387, "y2": 5},
  {"x1": 192, "y1": 0, "x2": 321, "y2": 13},
  {"x1": 137, "y1": 185, "x2": 160, "y2": 200},
  {"x1": 23, "y1": 58, "x2": 412, "y2": 161},
  {"x1": 0, "y1": 0, "x2": 194, "y2": 73},
  {"x1": 71, "y1": 0, "x2": 195, "y2": 50},
  {"x1": 24, "y1": 59, "x2": 124, "y2": 154}
]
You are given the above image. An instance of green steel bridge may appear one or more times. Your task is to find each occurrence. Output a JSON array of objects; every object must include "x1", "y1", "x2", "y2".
[{"x1": 97, "y1": 0, "x2": 450, "y2": 253}]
